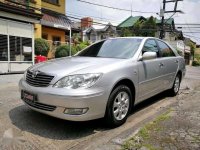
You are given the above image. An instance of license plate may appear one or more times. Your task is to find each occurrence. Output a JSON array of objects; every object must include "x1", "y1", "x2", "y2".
[{"x1": 21, "y1": 90, "x2": 37, "y2": 102}]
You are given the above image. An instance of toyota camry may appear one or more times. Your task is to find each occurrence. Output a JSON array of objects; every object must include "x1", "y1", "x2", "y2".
[{"x1": 19, "y1": 37, "x2": 185, "y2": 127}]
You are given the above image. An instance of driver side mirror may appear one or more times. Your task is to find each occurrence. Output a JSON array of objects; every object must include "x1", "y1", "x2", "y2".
[{"x1": 139, "y1": 52, "x2": 157, "y2": 61}]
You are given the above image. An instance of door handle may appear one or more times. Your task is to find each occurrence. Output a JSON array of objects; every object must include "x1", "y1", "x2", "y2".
[{"x1": 175, "y1": 60, "x2": 179, "y2": 63}]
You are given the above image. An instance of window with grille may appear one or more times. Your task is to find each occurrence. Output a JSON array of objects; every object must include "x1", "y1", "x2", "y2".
[
  {"x1": 0, "y1": 34, "x2": 8, "y2": 61},
  {"x1": 42, "y1": 33, "x2": 48, "y2": 40},
  {"x1": 9, "y1": 36, "x2": 32, "y2": 61},
  {"x1": 52, "y1": 36, "x2": 61, "y2": 45},
  {"x1": 42, "y1": 0, "x2": 59, "y2": 5}
]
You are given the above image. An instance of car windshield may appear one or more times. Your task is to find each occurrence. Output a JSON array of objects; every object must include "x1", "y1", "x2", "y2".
[{"x1": 77, "y1": 38, "x2": 142, "y2": 59}]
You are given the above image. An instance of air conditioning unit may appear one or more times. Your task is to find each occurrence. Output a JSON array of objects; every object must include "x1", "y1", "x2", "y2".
[{"x1": 53, "y1": 41, "x2": 60, "y2": 45}]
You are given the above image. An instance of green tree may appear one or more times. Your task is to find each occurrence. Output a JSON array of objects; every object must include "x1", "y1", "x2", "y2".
[
  {"x1": 120, "y1": 16, "x2": 157, "y2": 37},
  {"x1": 133, "y1": 20, "x2": 143, "y2": 36},
  {"x1": 140, "y1": 16, "x2": 156, "y2": 37},
  {"x1": 120, "y1": 28, "x2": 133, "y2": 37}
]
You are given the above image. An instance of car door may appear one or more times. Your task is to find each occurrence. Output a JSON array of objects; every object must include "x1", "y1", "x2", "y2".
[
  {"x1": 156, "y1": 40, "x2": 179, "y2": 90},
  {"x1": 137, "y1": 39, "x2": 163, "y2": 102}
]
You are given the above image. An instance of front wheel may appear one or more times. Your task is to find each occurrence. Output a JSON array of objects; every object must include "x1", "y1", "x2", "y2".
[
  {"x1": 169, "y1": 74, "x2": 181, "y2": 96},
  {"x1": 105, "y1": 85, "x2": 132, "y2": 127}
]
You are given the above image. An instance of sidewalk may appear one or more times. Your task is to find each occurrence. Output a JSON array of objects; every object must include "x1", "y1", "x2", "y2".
[{"x1": 122, "y1": 85, "x2": 200, "y2": 150}]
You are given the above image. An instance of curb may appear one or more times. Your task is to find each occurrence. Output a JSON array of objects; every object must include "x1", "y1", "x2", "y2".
[{"x1": 0, "y1": 71, "x2": 24, "y2": 75}]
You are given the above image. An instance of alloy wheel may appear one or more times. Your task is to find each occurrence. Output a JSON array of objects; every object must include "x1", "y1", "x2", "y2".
[
  {"x1": 174, "y1": 76, "x2": 180, "y2": 93},
  {"x1": 112, "y1": 91, "x2": 130, "y2": 121}
]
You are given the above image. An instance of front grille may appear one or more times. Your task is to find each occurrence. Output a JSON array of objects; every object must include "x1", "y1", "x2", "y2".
[
  {"x1": 24, "y1": 99, "x2": 56, "y2": 111},
  {"x1": 26, "y1": 70, "x2": 54, "y2": 87}
]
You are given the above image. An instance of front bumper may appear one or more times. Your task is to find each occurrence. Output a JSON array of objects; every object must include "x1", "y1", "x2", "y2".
[{"x1": 19, "y1": 79, "x2": 109, "y2": 121}]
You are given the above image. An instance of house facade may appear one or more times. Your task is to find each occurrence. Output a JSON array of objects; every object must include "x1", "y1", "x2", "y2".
[
  {"x1": 35, "y1": 0, "x2": 76, "y2": 58},
  {"x1": 117, "y1": 16, "x2": 146, "y2": 28},
  {"x1": 35, "y1": 0, "x2": 70, "y2": 42},
  {"x1": 82, "y1": 23, "x2": 116, "y2": 42},
  {"x1": 196, "y1": 45, "x2": 200, "y2": 56},
  {"x1": 81, "y1": 17, "x2": 117, "y2": 43},
  {"x1": 0, "y1": 0, "x2": 42, "y2": 73},
  {"x1": 117, "y1": 16, "x2": 146, "y2": 36}
]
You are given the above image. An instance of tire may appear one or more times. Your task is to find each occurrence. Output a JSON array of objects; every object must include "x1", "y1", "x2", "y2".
[
  {"x1": 105, "y1": 85, "x2": 132, "y2": 127},
  {"x1": 168, "y1": 74, "x2": 181, "y2": 96}
]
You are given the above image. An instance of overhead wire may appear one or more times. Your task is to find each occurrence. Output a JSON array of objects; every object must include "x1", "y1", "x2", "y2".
[
  {"x1": 76, "y1": 0, "x2": 159, "y2": 14},
  {"x1": 11, "y1": 0, "x2": 200, "y2": 27},
  {"x1": 13, "y1": 0, "x2": 199, "y2": 43},
  {"x1": 181, "y1": 0, "x2": 200, "y2": 43}
]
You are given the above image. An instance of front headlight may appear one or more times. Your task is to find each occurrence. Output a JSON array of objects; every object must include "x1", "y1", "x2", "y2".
[{"x1": 53, "y1": 73, "x2": 102, "y2": 89}]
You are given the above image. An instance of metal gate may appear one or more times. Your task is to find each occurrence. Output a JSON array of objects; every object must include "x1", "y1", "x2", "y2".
[{"x1": 0, "y1": 18, "x2": 34, "y2": 73}]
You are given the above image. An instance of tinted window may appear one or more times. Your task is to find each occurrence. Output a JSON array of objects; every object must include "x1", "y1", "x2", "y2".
[
  {"x1": 77, "y1": 38, "x2": 142, "y2": 59},
  {"x1": 143, "y1": 40, "x2": 159, "y2": 53},
  {"x1": 157, "y1": 40, "x2": 175, "y2": 57}
]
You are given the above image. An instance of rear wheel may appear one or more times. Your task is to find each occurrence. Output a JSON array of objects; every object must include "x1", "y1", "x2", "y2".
[
  {"x1": 105, "y1": 85, "x2": 132, "y2": 127},
  {"x1": 169, "y1": 74, "x2": 181, "y2": 96}
]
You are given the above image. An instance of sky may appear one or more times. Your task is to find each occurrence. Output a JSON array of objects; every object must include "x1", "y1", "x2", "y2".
[{"x1": 66, "y1": 0, "x2": 200, "y2": 44}]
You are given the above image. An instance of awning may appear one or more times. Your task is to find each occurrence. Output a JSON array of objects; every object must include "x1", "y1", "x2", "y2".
[{"x1": 41, "y1": 9, "x2": 72, "y2": 30}]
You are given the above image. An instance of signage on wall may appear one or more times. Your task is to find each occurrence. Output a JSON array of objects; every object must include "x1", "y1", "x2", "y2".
[{"x1": 23, "y1": 46, "x2": 32, "y2": 53}]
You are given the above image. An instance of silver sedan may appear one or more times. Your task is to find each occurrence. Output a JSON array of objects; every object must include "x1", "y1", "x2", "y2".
[{"x1": 19, "y1": 37, "x2": 186, "y2": 127}]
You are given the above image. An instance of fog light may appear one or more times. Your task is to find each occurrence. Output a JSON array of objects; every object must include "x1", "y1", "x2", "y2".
[{"x1": 64, "y1": 108, "x2": 88, "y2": 115}]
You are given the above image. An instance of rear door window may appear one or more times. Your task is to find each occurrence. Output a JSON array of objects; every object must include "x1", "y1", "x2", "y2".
[{"x1": 157, "y1": 40, "x2": 175, "y2": 57}]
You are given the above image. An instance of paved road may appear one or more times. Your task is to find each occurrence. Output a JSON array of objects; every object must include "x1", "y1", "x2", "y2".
[
  {"x1": 0, "y1": 66, "x2": 200, "y2": 150},
  {"x1": 185, "y1": 66, "x2": 200, "y2": 80}
]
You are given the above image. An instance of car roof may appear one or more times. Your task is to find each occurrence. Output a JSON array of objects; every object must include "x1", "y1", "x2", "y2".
[
  {"x1": 108, "y1": 37, "x2": 144, "y2": 40},
  {"x1": 107, "y1": 37, "x2": 163, "y2": 41}
]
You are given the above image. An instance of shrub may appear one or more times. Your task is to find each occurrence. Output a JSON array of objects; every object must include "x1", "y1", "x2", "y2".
[
  {"x1": 55, "y1": 45, "x2": 70, "y2": 58},
  {"x1": 71, "y1": 45, "x2": 79, "y2": 55},
  {"x1": 76, "y1": 42, "x2": 88, "y2": 52},
  {"x1": 35, "y1": 38, "x2": 50, "y2": 56},
  {"x1": 82, "y1": 40, "x2": 91, "y2": 46},
  {"x1": 192, "y1": 60, "x2": 200, "y2": 66},
  {"x1": 55, "y1": 41, "x2": 91, "y2": 58}
]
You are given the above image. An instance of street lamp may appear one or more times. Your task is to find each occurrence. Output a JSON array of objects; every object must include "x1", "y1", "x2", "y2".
[{"x1": 69, "y1": 26, "x2": 72, "y2": 57}]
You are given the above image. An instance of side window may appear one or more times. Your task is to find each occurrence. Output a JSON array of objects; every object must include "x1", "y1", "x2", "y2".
[
  {"x1": 157, "y1": 40, "x2": 175, "y2": 57},
  {"x1": 143, "y1": 39, "x2": 159, "y2": 54}
]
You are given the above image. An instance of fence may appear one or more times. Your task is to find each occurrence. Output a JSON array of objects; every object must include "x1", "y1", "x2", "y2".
[{"x1": 45, "y1": 40, "x2": 69, "y2": 59}]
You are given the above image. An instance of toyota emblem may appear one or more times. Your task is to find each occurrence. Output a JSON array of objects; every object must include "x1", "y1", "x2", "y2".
[{"x1": 32, "y1": 71, "x2": 39, "y2": 78}]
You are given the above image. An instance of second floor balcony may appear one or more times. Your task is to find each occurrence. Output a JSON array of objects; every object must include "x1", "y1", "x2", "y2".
[{"x1": 0, "y1": 0, "x2": 42, "y2": 20}]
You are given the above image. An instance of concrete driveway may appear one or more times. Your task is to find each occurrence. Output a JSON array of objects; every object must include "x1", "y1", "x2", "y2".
[{"x1": 0, "y1": 66, "x2": 200, "y2": 150}]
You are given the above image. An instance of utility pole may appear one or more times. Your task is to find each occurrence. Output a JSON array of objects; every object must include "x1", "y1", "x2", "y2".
[
  {"x1": 131, "y1": 0, "x2": 134, "y2": 16},
  {"x1": 159, "y1": 0, "x2": 183, "y2": 39},
  {"x1": 160, "y1": 0, "x2": 166, "y2": 39}
]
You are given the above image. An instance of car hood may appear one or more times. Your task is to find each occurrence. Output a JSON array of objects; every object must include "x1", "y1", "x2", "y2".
[{"x1": 29, "y1": 56, "x2": 125, "y2": 76}]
